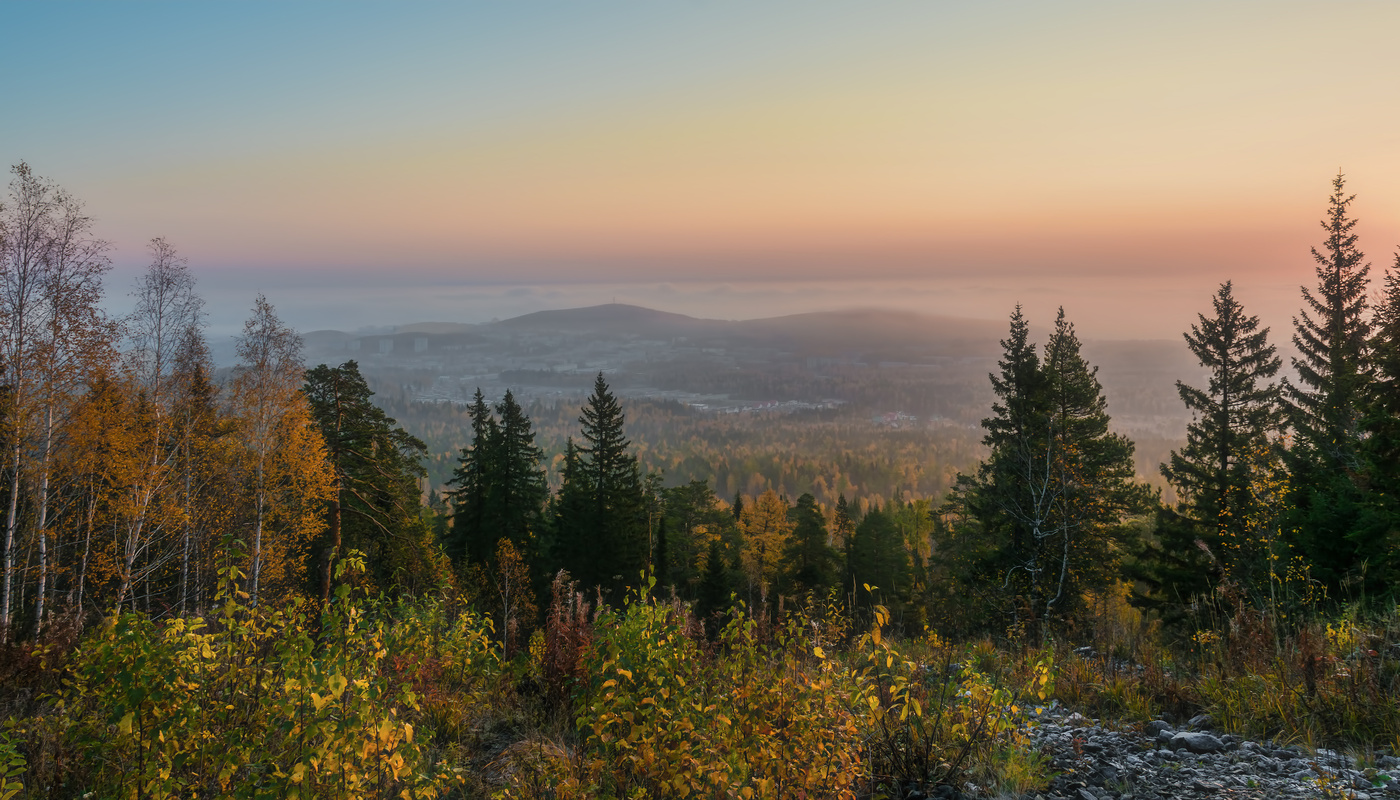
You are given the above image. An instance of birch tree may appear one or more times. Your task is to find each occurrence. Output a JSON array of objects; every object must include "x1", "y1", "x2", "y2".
[
  {"x1": 0, "y1": 163, "x2": 114, "y2": 640},
  {"x1": 108, "y1": 239, "x2": 206, "y2": 613},
  {"x1": 228, "y1": 294, "x2": 309, "y2": 605}
]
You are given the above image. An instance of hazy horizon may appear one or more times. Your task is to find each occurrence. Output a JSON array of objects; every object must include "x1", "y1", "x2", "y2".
[
  {"x1": 9, "y1": 1, "x2": 1400, "y2": 347},
  {"x1": 101, "y1": 269, "x2": 1315, "y2": 348}
]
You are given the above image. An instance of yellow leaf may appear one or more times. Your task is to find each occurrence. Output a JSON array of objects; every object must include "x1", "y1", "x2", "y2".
[
  {"x1": 291, "y1": 763, "x2": 306, "y2": 784},
  {"x1": 118, "y1": 712, "x2": 134, "y2": 736},
  {"x1": 813, "y1": 646, "x2": 826, "y2": 659}
]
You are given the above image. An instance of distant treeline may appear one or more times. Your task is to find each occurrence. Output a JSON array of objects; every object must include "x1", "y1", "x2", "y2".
[{"x1": 2, "y1": 163, "x2": 1397, "y2": 649}]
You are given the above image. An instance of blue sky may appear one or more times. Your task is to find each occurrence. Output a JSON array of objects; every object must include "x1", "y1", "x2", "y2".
[{"x1": 5, "y1": 2, "x2": 1399, "y2": 338}]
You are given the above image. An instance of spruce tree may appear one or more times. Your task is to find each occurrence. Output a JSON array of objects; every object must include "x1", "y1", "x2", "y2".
[
  {"x1": 485, "y1": 389, "x2": 547, "y2": 557},
  {"x1": 968, "y1": 307, "x2": 1151, "y2": 635},
  {"x1": 1150, "y1": 282, "x2": 1282, "y2": 602},
  {"x1": 1352, "y1": 256, "x2": 1400, "y2": 598},
  {"x1": 1286, "y1": 172, "x2": 1373, "y2": 467},
  {"x1": 696, "y1": 539, "x2": 731, "y2": 637},
  {"x1": 661, "y1": 479, "x2": 729, "y2": 595},
  {"x1": 554, "y1": 374, "x2": 645, "y2": 597},
  {"x1": 654, "y1": 516, "x2": 670, "y2": 593},
  {"x1": 548, "y1": 438, "x2": 587, "y2": 575},
  {"x1": 1365, "y1": 256, "x2": 1400, "y2": 482},
  {"x1": 847, "y1": 505, "x2": 911, "y2": 616},
  {"x1": 1284, "y1": 173, "x2": 1377, "y2": 595},
  {"x1": 783, "y1": 492, "x2": 839, "y2": 600},
  {"x1": 834, "y1": 493, "x2": 857, "y2": 593},
  {"x1": 1164, "y1": 282, "x2": 1282, "y2": 526},
  {"x1": 446, "y1": 389, "x2": 497, "y2": 568},
  {"x1": 974, "y1": 304, "x2": 1050, "y2": 602},
  {"x1": 1039, "y1": 308, "x2": 1148, "y2": 623}
]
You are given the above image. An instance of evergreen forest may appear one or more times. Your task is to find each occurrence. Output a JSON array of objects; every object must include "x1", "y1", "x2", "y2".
[{"x1": 2, "y1": 164, "x2": 1400, "y2": 798}]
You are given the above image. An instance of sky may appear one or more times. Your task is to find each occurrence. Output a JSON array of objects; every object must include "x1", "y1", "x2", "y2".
[{"x1": 5, "y1": 1, "x2": 1400, "y2": 340}]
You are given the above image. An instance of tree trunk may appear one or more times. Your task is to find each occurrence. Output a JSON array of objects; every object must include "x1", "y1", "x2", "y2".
[
  {"x1": 34, "y1": 405, "x2": 54, "y2": 636},
  {"x1": 251, "y1": 457, "x2": 265, "y2": 607},
  {"x1": 320, "y1": 489, "x2": 341, "y2": 605},
  {"x1": 1, "y1": 443, "x2": 21, "y2": 643}
]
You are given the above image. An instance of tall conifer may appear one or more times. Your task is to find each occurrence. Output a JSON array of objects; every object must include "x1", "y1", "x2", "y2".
[
  {"x1": 964, "y1": 307, "x2": 1150, "y2": 636},
  {"x1": 554, "y1": 374, "x2": 645, "y2": 596},
  {"x1": 304, "y1": 360, "x2": 430, "y2": 599},
  {"x1": 1353, "y1": 256, "x2": 1400, "y2": 597},
  {"x1": 1284, "y1": 173, "x2": 1376, "y2": 594},
  {"x1": 486, "y1": 389, "x2": 547, "y2": 556},
  {"x1": 1135, "y1": 283, "x2": 1282, "y2": 619},
  {"x1": 1161, "y1": 283, "x2": 1281, "y2": 587},
  {"x1": 1286, "y1": 172, "x2": 1372, "y2": 466},
  {"x1": 446, "y1": 389, "x2": 497, "y2": 568}
]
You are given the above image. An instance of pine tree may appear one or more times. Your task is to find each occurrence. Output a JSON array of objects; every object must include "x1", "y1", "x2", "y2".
[{"x1": 304, "y1": 360, "x2": 430, "y2": 600}]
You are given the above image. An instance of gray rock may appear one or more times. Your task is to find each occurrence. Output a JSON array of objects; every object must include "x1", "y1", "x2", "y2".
[{"x1": 1170, "y1": 732, "x2": 1227, "y2": 754}]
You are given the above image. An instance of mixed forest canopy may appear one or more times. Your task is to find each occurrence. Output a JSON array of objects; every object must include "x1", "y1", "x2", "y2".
[
  {"x1": 4, "y1": 162, "x2": 1400, "y2": 798},
  {"x1": 0, "y1": 164, "x2": 1398, "y2": 644}
]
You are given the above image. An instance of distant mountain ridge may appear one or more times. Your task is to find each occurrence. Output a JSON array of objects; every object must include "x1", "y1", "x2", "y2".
[{"x1": 304, "y1": 303, "x2": 1015, "y2": 358}]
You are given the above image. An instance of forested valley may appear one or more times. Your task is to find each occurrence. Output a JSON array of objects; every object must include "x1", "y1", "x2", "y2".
[{"x1": 2, "y1": 164, "x2": 1400, "y2": 799}]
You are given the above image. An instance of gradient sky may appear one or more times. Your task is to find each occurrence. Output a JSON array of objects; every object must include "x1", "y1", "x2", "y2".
[{"x1": 5, "y1": 2, "x2": 1399, "y2": 339}]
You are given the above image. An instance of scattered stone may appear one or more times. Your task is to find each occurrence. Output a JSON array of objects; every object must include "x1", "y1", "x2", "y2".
[
  {"x1": 1171, "y1": 731, "x2": 1227, "y2": 754},
  {"x1": 1017, "y1": 705, "x2": 1400, "y2": 800}
]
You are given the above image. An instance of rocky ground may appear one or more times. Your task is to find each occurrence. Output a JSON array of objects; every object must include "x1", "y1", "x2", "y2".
[{"x1": 984, "y1": 703, "x2": 1400, "y2": 800}]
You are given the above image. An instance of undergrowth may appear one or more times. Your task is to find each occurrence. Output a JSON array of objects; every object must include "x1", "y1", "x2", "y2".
[{"x1": 3, "y1": 568, "x2": 1399, "y2": 798}]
